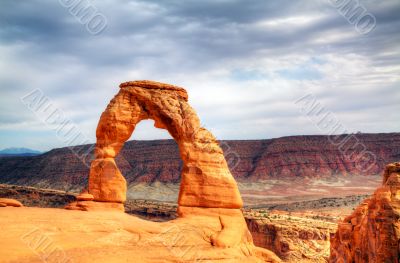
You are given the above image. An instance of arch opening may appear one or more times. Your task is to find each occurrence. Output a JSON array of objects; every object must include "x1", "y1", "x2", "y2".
[
  {"x1": 124, "y1": 119, "x2": 181, "y2": 203},
  {"x1": 128, "y1": 119, "x2": 174, "y2": 141}
]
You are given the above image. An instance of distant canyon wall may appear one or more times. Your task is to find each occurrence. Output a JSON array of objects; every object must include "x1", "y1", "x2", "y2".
[{"x1": 0, "y1": 133, "x2": 399, "y2": 191}]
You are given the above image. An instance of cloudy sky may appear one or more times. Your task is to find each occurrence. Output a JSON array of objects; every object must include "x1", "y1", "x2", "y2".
[{"x1": 0, "y1": 0, "x2": 399, "y2": 151}]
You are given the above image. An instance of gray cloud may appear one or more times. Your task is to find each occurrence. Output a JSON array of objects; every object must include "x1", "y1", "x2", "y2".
[{"x1": 0, "y1": 0, "x2": 399, "y2": 151}]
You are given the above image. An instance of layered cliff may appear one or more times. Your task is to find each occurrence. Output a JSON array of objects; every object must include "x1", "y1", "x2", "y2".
[
  {"x1": 330, "y1": 162, "x2": 400, "y2": 262},
  {"x1": 246, "y1": 211, "x2": 337, "y2": 262},
  {"x1": 0, "y1": 133, "x2": 399, "y2": 191}
]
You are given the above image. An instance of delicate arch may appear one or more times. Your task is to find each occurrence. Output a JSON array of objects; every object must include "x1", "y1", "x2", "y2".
[{"x1": 88, "y1": 80, "x2": 242, "y2": 209}]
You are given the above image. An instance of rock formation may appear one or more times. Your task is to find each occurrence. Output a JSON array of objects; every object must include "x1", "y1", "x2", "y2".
[
  {"x1": 83, "y1": 80, "x2": 242, "y2": 210},
  {"x1": 0, "y1": 198, "x2": 23, "y2": 207},
  {"x1": 330, "y1": 162, "x2": 400, "y2": 262},
  {"x1": 65, "y1": 80, "x2": 279, "y2": 260}
]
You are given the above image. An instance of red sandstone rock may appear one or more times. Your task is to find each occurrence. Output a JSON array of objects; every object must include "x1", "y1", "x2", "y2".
[
  {"x1": 88, "y1": 158, "x2": 126, "y2": 203},
  {"x1": 89, "y1": 80, "x2": 243, "y2": 209},
  {"x1": 0, "y1": 198, "x2": 23, "y2": 207},
  {"x1": 76, "y1": 193, "x2": 94, "y2": 201},
  {"x1": 66, "y1": 200, "x2": 125, "y2": 212},
  {"x1": 330, "y1": 162, "x2": 400, "y2": 262},
  {"x1": 0, "y1": 207, "x2": 281, "y2": 262},
  {"x1": 178, "y1": 206, "x2": 254, "y2": 248}
]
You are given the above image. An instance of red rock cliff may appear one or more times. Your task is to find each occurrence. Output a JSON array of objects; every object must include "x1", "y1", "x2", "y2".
[
  {"x1": 0, "y1": 133, "x2": 399, "y2": 190},
  {"x1": 330, "y1": 162, "x2": 400, "y2": 262},
  {"x1": 0, "y1": 133, "x2": 400, "y2": 190}
]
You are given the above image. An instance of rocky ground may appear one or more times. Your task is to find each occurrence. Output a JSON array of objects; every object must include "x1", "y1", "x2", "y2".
[
  {"x1": 245, "y1": 211, "x2": 336, "y2": 263},
  {"x1": 0, "y1": 184, "x2": 76, "y2": 208}
]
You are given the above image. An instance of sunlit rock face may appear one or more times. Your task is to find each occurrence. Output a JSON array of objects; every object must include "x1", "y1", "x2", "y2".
[{"x1": 330, "y1": 162, "x2": 400, "y2": 262}]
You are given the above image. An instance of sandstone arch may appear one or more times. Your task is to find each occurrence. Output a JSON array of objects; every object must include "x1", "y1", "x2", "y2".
[
  {"x1": 88, "y1": 80, "x2": 243, "y2": 210},
  {"x1": 65, "y1": 80, "x2": 282, "y2": 255}
]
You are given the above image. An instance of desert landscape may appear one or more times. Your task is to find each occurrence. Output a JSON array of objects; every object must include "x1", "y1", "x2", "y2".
[
  {"x1": 0, "y1": 80, "x2": 399, "y2": 262},
  {"x1": 1, "y1": 0, "x2": 400, "y2": 262}
]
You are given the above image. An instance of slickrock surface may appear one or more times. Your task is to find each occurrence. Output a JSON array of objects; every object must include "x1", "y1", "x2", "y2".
[
  {"x1": 0, "y1": 207, "x2": 280, "y2": 263},
  {"x1": 330, "y1": 162, "x2": 400, "y2": 262},
  {"x1": 125, "y1": 200, "x2": 339, "y2": 262},
  {"x1": 0, "y1": 133, "x2": 399, "y2": 191}
]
